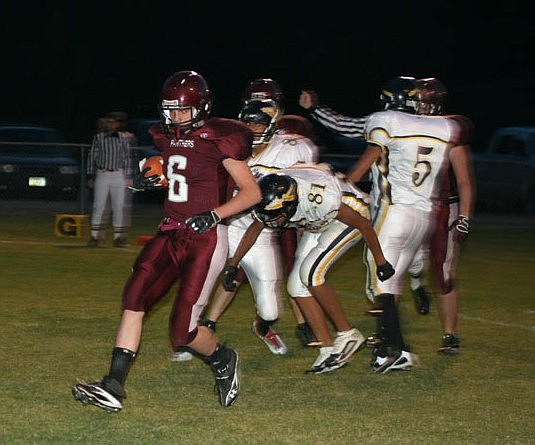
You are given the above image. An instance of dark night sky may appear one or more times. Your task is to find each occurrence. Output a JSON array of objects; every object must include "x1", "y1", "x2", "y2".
[{"x1": 1, "y1": 1, "x2": 533, "y2": 149}]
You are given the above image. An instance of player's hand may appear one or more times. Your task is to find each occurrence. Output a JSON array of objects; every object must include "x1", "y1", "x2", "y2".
[
  {"x1": 186, "y1": 209, "x2": 221, "y2": 234},
  {"x1": 129, "y1": 167, "x2": 161, "y2": 192},
  {"x1": 222, "y1": 265, "x2": 239, "y2": 291},
  {"x1": 376, "y1": 261, "x2": 395, "y2": 282},
  {"x1": 453, "y1": 214, "x2": 470, "y2": 243},
  {"x1": 298, "y1": 90, "x2": 319, "y2": 110}
]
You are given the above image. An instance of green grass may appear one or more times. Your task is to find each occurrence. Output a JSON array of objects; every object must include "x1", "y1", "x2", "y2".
[{"x1": 1, "y1": 202, "x2": 534, "y2": 444}]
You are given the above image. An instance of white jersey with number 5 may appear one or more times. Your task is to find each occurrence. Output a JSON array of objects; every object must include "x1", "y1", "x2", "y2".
[{"x1": 366, "y1": 109, "x2": 456, "y2": 211}]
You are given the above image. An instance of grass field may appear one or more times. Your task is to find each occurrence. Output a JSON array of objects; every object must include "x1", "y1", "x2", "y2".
[{"x1": 1, "y1": 200, "x2": 534, "y2": 445}]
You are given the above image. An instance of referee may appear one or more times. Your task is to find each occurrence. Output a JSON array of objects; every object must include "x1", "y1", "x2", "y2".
[{"x1": 87, "y1": 113, "x2": 137, "y2": 247}]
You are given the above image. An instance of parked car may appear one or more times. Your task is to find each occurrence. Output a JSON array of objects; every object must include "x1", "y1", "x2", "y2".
[
  {"x1": 0, "y1": 125, "x2": 81, "y2": 199},
  {"x1": 472, "y1": 126, "x2": 535, "y2": 214}
]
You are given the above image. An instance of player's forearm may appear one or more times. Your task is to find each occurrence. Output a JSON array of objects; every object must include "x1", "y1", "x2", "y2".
[
  {"x1": 227, "y1": 221, "x2": 264, "y2": 267},
  {"x1": 457, "y1": 178, "x2": 475, "y2": 218},
  {"x1": 346, "y1": 145, "x2": 380, "y2": 183},
  {"x1": 450, "y1": 145, "x2": 476, "y2": 217},
  {"x1": 336, "y1": 204, "x2": 386, "y2": 264},
  {"x1": 312, "y1": 106, "x2": 366, "y2": 138},
  {"x1": 361, "y1": 225, "x2": 387, "y2": 265},
  {"x1": 215, "y1": 186, "x2": 261, "y2": 220}
]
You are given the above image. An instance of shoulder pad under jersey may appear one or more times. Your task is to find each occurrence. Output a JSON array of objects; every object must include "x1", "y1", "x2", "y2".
[
  {"x1": 199, "y1": 118, "x2": 252, "y2": 140},
  {"x1": 200, "y1": 117, "x2": 253, "y2": 160},
  {"x1": 446, "y1": 114, "x2": 474, "y2": 145}
]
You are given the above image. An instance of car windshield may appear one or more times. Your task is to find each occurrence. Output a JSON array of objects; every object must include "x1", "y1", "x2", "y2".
[{"x1": 0, "y1": 127, "x2": 64, "y2": 143}]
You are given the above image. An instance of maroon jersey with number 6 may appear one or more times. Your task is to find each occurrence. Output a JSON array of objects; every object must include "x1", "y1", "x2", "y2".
[{"x1": 150, "y1": 117, "x2": 253, "y2": 222}]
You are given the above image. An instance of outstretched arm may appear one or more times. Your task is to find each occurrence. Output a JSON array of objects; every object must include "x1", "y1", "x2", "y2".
[
  {"x1": 336, "y1": 203, "x2": 394, "y2": 281},
  {"x1": 299, "y1": 90, "x2": 367, "y2": 138},
  {"x1": 336, "y1": 203, "x2": 385, "y2": 264}
]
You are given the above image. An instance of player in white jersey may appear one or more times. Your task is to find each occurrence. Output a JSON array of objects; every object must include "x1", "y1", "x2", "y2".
[
  {"x1": 347, "y1": 76, "x2": 474, "y2": 372},
  {"x1": 223, "y1": 164, "x2": 395, "y2": 373},
  {"x1": 299, "y1": 89, "x2": 433, "y2": 317},
  {"x1": 178, "y1": 95, "x2": 320, "y2": 359}
]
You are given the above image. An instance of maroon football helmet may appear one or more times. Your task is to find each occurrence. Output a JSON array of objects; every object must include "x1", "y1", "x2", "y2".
[
  {"x1": 159, "y1": 70, "x2": 213, "y2": 134},
  {"x1": 276, "y1": 114, "x2": 316, "y2": 140},
  {"x1": 416, "y1": 77, "x2": 448, "y2": 116},
  {"x1": 242, "y1": 78, "x2": 285, "y2": 113}
]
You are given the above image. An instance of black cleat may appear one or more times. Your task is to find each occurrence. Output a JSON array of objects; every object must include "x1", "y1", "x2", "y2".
[
  {"x1": 372, "y1": 350, "x2": 417, "y2": 373},
  {"x1": 210, "y1": 346, "x2": 240, "y2": 407},
  {"x1": 71, "y1": 378, "x2": 124, "y2": 413},
  {"x1": 413, "y1": 286, "x2": 431, "y2": 315},
  {"x1": 438, "y1": 334, "x2": 460, "y2": 355}
]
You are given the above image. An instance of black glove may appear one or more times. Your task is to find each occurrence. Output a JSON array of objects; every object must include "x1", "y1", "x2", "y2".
[
  {"x1": 376, "y1": 261, "x2": 395, "y2": 282},
  {"x1": 222, "y1": 265, "x2": 239, "y2": 291},
  {"x1": 453, "y1": 214, "x2": 470, "y2": 243},
  {"x1": 186, "y1": 209, "x2": 221, "y2": 234},
  {"x1": 130, "y1": 167, "x2": 161, "y2": 192}
]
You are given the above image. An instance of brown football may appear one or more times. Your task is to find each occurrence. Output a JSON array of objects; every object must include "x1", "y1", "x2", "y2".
[{"x1": 142, "y1": 156, "x2": 168, "y2": 188}]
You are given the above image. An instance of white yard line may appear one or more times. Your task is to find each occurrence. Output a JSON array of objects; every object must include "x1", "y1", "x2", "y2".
[{"x1": 458, "y1": 314, "x2": 535, "y2": 333}]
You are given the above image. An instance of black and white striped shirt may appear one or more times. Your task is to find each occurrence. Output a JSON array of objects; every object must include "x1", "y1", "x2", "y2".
[
  {"x1": 87, "y1": 131, "x2": 137, "y2": 176},
  {"x1": 310, "y1": 105, "x2": 368, "y2": 138}
]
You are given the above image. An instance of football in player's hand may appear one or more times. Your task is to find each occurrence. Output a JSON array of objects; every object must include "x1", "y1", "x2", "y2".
[{"x1": 141, "y1": 156, "x2": 168, "y2": 187}]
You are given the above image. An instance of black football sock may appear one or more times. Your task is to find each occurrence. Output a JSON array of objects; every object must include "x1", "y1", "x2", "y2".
[
  {"x1": 377, "y1": 293, "x2": 406, "y2": 352},
  {"x1": 255, "y1": 317, "x2": 271, "y2": 336},
  {"x1": 106, "y1": 347, "x2": 136, "y2": 388},
  {"x1": 206, "y1": 344, "x2": 231, "y2": 367},
  {"x1": 201, "y1": 319, "x2": 217, "y2": 332}
]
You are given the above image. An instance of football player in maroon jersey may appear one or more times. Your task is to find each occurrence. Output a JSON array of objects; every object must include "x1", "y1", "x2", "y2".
[{"x1": 71, "y1": 70, "x2": 261, "y2": 412}]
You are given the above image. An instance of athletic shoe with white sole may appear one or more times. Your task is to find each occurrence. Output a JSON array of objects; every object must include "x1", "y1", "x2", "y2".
[
  {"x1": 169, "y1": 349, "x2": 194, "y2": 362},
  {"x1": 252, "y1": 320, "x2": 288, "y2": 355},
  {"x1": 372, "y1": 350, "x2": 417, "y2": 373},
  {"x1": 306, "y1": 346, "x2": 334, "y2": 374},
  {"x1": 71, "y1": 377, "x2": 124, "y2": 413},
  {"x1": 438, "y1": 333, "x2": 460, "y2": 355},
  {"x1": 324, "y1": 328, "x2": 365, "y2": 369},
  {"x1": 210, "y1": 346, "x2": 240, "y2": 407}
]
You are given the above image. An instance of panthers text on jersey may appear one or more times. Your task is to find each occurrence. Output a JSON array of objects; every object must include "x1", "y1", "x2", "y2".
[{"x1": 149, "y1": 117, "x2": 253, "y2": 222}]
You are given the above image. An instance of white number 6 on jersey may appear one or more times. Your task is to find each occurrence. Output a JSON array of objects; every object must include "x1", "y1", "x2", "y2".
[{"x1": 167, "y1": 154, "x2": 188, "y2": 202}]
